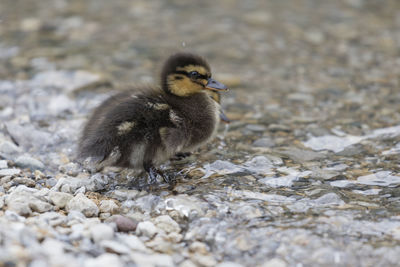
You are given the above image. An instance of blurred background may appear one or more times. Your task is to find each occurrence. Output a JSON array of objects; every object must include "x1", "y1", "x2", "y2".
[
  {"x1": 1, "y1": 0, "x2": 400, "y2": 130},
  {"x1": 1, "y1": 1, "x2": 400, "y2": 266}
]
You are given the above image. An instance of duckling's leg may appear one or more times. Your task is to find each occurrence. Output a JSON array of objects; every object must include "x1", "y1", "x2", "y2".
[{"x1": 143, "y1": 142, "x2": 172, "y2": 185}]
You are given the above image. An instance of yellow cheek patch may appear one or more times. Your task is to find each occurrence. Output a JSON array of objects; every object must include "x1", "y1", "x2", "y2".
[
  {"x1": 167, "y1": 75, "x2": 203, "y2": 96},
  {"x1": 176, "y1": 65, "x2": 208, "y2": 76}
]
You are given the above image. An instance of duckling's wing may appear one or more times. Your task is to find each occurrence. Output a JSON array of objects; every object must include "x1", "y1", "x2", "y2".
[{"x1": 78, "y1": 91, "x2": 175, "y2": 169}]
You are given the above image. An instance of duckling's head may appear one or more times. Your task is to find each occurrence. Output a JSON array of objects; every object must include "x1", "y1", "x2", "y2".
[{"x1": 161, "y1": 53, "x2": 228, "y2": 97}]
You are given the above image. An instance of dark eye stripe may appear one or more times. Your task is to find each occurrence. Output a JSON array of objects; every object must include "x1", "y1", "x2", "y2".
[{"x1": 174, "y1": 71, "x2": 208, "y2": 80}]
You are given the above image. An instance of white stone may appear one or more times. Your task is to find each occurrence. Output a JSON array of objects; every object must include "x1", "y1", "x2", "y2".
[
  {"x1": 49, "y1": 191, "x2": 73, "y2": 209},
  {"x1": 66, "y1": 193, "x2": 99, "y2": 217},
  {"x1": 136, "y1": 221, "x2": 158, "y2": 238},
  {"x1": 90, "y1": 223, "x2": 114, "y2": 243},
  {"x1": 154, "y1": 215, "x2": 181, "y2": 233},
  {"x1": 118, "y1": 234, "x2": 148, "y2": 252},
  {"x1": 0, "y1": 160, "x2": 8, "y2": 169},
  {"x1": 100, "y1": 240, "x2": 131, "y2": 254},
  {"x1": 99, "y1": 200, "x2": 119, "y2": 214}
]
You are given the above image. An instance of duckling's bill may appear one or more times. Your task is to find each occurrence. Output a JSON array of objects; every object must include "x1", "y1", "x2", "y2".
[{"x1": 205, "y1": 78, "x2": 229, "y2": 91}]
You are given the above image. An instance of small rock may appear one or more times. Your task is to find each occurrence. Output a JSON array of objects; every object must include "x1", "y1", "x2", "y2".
[
  {"x1": 85, "y1": 173, "x2": 109, "y2": 192},
  {"x1": 49, "y1": 191, "x2": 73, "y2": 209},
  {"x1": 0, "y1": 168, "x2": 21, "y2": 177},
  {"x1": 246, "y1": 124, "x2": 267, "y2": 132},
  {"x1": 66, "y1": 193, "x2": 99, "y2": 217},
  {"x1": 314, "y1": 193, "x2": 345, "y2": 206},
  {"x1": 252, "y1": 137, "x2": 275, "y2": 148},
  {"x1": 0, "y1": 160, "x2": 8, "y2": 169},
  {"x1": 15, "y1": 155, "x2": 45, "y2": 170},
  {"x1": 59, "y1": 162, "x2": 81, "y2": 176},
  {"x1": 278, "y1": 148, "x2": 325, "y2": 162},
  {"x1": 84, "y1": 253, "x2": 123, "y2": 267},
  {"x1": 154, "y1": 215, "x2": 181, "y2": 234},
  {"x1": 12, "y1": 177, "x2": 36, "y2": 187},
  {"x1": 99, "y1": 200, "x2": 120, "y2": 214},
  {"x1": 29, "y1": 198, "x2": 53, "y2": 213},
  {"x1": 106, "y1": 215, "x2": 138, "y2": 232},
  {"x1": 136, "y1": 221, "x2": 158, "y2": 238},
  {"x1": 6, "y1": 191, "x2": 32, "y2": 216},
  {"x1": 90, "y1": 223, "x2": 114, "y2": 243}
]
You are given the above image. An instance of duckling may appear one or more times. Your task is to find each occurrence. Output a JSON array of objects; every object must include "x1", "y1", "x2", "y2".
[{"x1": 78, "y1": 53, "x2": 228, "y2": 185}]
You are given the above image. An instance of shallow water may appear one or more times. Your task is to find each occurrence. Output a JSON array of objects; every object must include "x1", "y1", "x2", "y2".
[{"x1": 1, "y1": 0, "x2": 400, "y2": 266}]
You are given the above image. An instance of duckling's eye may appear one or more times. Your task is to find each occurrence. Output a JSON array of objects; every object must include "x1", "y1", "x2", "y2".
[{"x1": 189, "y1": 71, "x2": 200, "y2": 79}]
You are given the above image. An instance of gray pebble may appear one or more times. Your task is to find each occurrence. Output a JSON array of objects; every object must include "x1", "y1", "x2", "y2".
[
  {"x1": 15, "y1": 155, "x2": 45, "y2": 170},
  {"x1": 246, "y1": 124, "x2": 267, "y2": 132},
  {"x1": 252, "y1": 137, "x2": 275, "y2": 148},
  {"x1": 106, "y1": 215, "x2": 138, "y2": 232}
]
